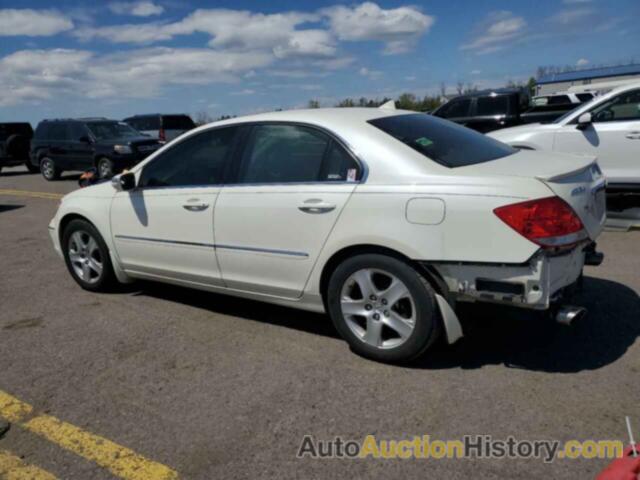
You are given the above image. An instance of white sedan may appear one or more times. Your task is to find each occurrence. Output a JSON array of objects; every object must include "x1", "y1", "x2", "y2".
[
  {"x1": 49, "y1": 107, "x2": 606, "y2": 363},
  {"x1": 489, "y1": 82, "x2": 640, "y2": 229}
]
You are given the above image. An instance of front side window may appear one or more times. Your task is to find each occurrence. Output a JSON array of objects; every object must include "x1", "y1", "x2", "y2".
[
  {"x1": 369, "y1": 113, "x2": 516, "y2": 168},
  {"x1": 139, "y1": 127, "x2": 237, "y2": 187},
  {"x1": 238, "y1": 125, "x2": 332, "y2": 184},
  {"x1": 476, "y1": 96, "x2": 509, "y2": 116},
  {"x1": 591, "y1": 89, "x2": 640, "y2": 122}
]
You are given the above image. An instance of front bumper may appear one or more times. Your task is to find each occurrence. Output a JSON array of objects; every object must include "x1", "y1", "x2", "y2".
[
  {"x1": 48, "y1": 221, "x2": 62, "y2": 259},
  {"x1": 431, "y1": 244, "x2": 599, "y2": 310}
]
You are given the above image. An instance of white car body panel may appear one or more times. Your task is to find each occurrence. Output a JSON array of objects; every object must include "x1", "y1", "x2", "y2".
[{"x1": 49, "y1": 108, "x2": 606, "y2": 343}]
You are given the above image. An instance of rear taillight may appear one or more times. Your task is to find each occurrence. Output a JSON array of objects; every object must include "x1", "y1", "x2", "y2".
[
  {"x1": 494, "y1": 196, "x2": 587, "y2": 248},
  {"x1": 158, "y1": 127, "x2": 166, "y2": 142}
]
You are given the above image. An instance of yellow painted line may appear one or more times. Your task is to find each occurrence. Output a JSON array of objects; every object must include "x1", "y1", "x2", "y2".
[
  {"x1": 0, "y1": 189, "x2": 63, "y2": 200},
  {"x1": 0, "y1": 391, "x2": 178, "y2": 480},
  {"x1": 0, "y1": 450, "x2": 58, "y2": 480},
  {"x1": 0, "y1": 391, "x2": 32, "y2": 423}
]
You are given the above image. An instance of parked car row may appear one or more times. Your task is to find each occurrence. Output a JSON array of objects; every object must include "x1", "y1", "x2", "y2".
[
  {"x1": 0, "y1": 114, "x2": 196, "y2": 180},
  {"x1": 432, "y1": 88, "x2": 594, "y2": 133}
]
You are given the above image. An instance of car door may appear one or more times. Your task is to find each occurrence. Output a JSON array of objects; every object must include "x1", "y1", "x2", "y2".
[
  {"x1": 110, "y1": 126, "x2": 239, "y2": 285},
  {"x1": 46, "y1": 122, "x2": 73, "y2": 168},
  {"x1": 554, "y1": 88, "x2": 640, "y2": 183},
  {"x1": 213, "y1": 123, "x2": 362, "y2": 298},
  {"x1": 66, "y1": 122, "x2": 94, "y2": 170}
]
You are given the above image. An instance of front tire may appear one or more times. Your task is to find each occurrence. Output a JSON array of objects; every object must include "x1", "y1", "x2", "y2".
[
  {"x1": 327, "y1": 254, "x2": 441, "y2": 363},
  {"x1": 40, "y1": 157, "x2": 60, "y2": 181},
  {"x1": 62, "y1": 219, "x2": 117, "y2": 292}
]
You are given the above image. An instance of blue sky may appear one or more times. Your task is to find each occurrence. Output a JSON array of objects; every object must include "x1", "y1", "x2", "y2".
[{"x1": 1, "y1": 0, "x2": 639, "y2": 124}]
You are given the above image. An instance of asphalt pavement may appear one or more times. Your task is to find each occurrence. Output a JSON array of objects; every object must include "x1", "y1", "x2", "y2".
[{"x1": 0, "y1": 165, "x2": 638, "y2": 479}]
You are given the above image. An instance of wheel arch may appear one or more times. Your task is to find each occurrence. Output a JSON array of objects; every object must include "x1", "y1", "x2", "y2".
[
  {"x1": 58, "y1": 213, "x2": 96, "y2": 245},
  {"x1": 318, "y1": 244, "x2": 450, "y2": 308}
]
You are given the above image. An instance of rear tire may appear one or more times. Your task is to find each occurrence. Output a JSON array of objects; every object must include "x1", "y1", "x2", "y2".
[
  {"x1": 62, "y1": 219, "x2": 117, "y2": 292},
  {"x1": 40, "y1": 157, "x2": 60, "y2": 181},
  {"x1": 327, "y1": 254, "x2": 441, "y2": 363}
]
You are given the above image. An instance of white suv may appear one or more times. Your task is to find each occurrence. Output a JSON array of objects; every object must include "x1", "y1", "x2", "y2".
[
  {"x1": 49, "y1": 108, "x2": 605, "y2": 363},
  {"x1": 489, "y1": 83, "x2": 640, "y2": 228}
]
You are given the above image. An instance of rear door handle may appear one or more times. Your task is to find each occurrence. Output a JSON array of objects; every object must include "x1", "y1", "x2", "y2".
[
  {"x1": 182, "y1": 200, "x2": 209, "y2": 212},
  {"x1": 625, "y1": 132, "x2": 640, "y2": 140},
  {"x1": 298, "y1": 199, "x2": 336, "y2": 214}
]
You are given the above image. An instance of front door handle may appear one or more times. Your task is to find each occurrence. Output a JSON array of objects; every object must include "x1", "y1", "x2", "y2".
[
  {"x1": 183, "y1": 200, "x2": 209, "y2": 212},
  {"x1": 625, "y1": 132, "x2": 640, "y2": 140},
  {"x1": 298, "y1": 199, "x2": 336, "y2": 214}
]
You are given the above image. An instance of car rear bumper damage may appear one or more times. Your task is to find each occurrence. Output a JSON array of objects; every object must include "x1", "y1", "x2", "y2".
[{"x1": 424, "y1": 242, "x2": 603, "y2": 343}]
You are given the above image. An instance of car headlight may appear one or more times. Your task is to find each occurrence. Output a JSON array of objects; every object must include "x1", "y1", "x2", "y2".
[{"x1": 113, "y1": 145, "x2": 132, "y2": 154}]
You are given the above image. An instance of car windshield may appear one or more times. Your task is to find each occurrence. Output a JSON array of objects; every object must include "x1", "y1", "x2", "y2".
[
  {"x1": 87, "y1": 122, "x2": 140, "y2": 140},
  {"x1": 554, "y1": 95, "x2": 600, "y2": 123},
  {"x1": 368, "y1": 113, "x2": 516, "y2": 168}
]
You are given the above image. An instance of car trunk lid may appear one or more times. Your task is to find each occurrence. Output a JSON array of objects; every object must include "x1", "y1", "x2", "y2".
[{"x1": 461, "y1": 150, "x2": 606, "y2": 239}]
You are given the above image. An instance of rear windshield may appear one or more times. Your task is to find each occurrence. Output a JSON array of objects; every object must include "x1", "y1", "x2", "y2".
[
  {"x1": 162, "y1": 115, "x2": 195, "y2": 130},
  {"x1": 0, "y1": 123, "x2": 33, "y2": 141},
  {"x1": 368, "y1": 113, "x2": 516, "y2": 168}
]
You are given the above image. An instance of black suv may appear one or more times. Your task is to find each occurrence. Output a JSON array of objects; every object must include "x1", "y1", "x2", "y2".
[
  {"x1": 0, "y1": 123, "x2": 36, "y2": 175},
  {"x1": 432, "y1": 88, "x2": 585, "y2": 133},
  {"x1": 30, "y1": 118, "x2": 162, "y2": 180}
]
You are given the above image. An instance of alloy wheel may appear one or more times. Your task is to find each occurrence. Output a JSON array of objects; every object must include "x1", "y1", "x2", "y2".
[
  {"x1": 67, "y1": 231, "x2": 103, "y2": 284},
  {"x1": 340, "y1": 268, "x2": 416, "y2": 349}
]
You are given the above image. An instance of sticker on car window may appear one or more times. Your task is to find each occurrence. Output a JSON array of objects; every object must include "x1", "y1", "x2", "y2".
[
  {"x1": 415, "y1": 137, "x2": 433, "y2": 147},
  {"x1": 347, "y1": 169, "x2": 357, "y2": 182}
]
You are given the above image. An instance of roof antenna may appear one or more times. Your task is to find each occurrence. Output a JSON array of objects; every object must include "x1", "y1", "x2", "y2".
[
  {"x1": 626, "y1": 416, "x2": 638, "y2": 457},
  {"x1": 379, "y1": 100, "x2": 396, "y2": 110}
]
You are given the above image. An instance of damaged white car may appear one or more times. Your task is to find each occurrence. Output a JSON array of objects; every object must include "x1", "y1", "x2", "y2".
[{"x1": 49, "y1": 107, "x2": 606, "y2": 363}]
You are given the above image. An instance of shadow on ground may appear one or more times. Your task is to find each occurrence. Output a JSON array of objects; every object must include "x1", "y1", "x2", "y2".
[
  {"x1": 133, "y1": 276, "x2": 639, "y2": 373},
  {"x1": 0, "y1": 204, "x2": 24, "y2": 213}
]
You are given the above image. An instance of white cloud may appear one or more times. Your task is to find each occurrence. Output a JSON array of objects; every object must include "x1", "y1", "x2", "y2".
[
  {"x1": 576, "y1": 58, "x2": 590, "y2": 66},
  {"x1": 323, "y1": 2, "x2": 434, "y2": 54},
  {"x1": 231, "y1": 89, "x2": 256, "y2": 95},
  {"x1": 359, "y1": 67, "x2": 382, "y2": 79},
  {"x1": 0, "y1": 47, "x2": 272, "y2": 106},
  {"x1": 461, "y1": 11, "x2": 526, "y2": 54},
  {"x1": 0, "y1": 9, "x2": 73, "y2": 36},
  {"x1": 74, "y1": 22, "x2": 172, "y2": 44},
  {"x1": 108, "y1": 1, "x2": 165, "y2": 17},
  {"x1": 471, "y1": 69, "x2": 481, "y2": 75},
  {"x1": 548, "y1": 8, "x2": 594, "y2": 26}
]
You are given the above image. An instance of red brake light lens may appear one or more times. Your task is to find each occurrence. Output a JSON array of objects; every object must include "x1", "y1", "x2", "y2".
[
  {"x1": 158, "y1": 127, "x2": 166, "y2": 142},
  {"x1": 493, "y1": 196, "x2": 585, "y2": 247}
]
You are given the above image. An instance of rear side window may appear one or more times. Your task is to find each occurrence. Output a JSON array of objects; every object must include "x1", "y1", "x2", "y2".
[
  {"x1": 238, "y1": 125, "x2": 328, "y2": 184},
  {"x1": 34, "y1": 123, "x2": 49, "y2": 140},
  {"x1": 437, "y1": 99, "x2": 471, "y2": 118},
  {"x1": 476, "y1": 96, "x2": 509, "y2": 116},
  {"x1": 48, "y1": 123, "x2": 69, "y2": 141},
  {"x1": 368, "y1": 113, "x2": 516, "y2": 168},
  {"x1": 130, "y1": 116, "x2": 160, "y2": 131},
  {"x1": 162, "y1": 115, "x2": 195, "y2": 130},
  {"x1": 547, "y1": 95, "x2": 571, "y2": 105}
]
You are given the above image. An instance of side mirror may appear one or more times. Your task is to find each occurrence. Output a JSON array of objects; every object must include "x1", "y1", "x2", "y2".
[
  {"x1": 78, "y1": 135, "x2": 92, "y2": 143},
  {"x1": 576, "y1": 112, "x2": 592, "y2": 130},
  {"x1": 112, "y1": 172, "x2": 136, "y2": 191}
]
